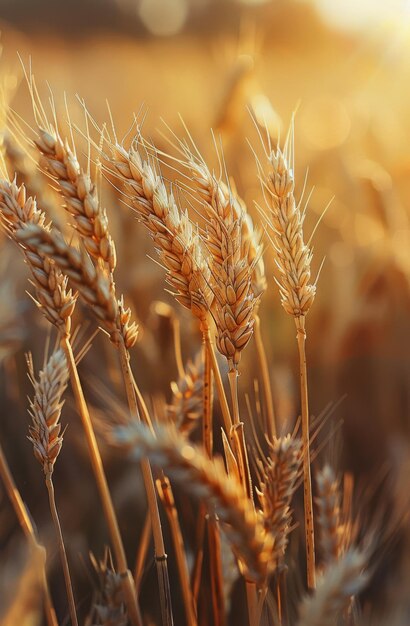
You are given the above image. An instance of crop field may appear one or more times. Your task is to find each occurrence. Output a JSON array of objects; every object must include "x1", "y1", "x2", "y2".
[{"x1": 0, "y1": 2, "x2": 409, "y2": 625}]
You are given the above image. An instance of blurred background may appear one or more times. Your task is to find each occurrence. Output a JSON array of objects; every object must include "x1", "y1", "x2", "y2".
[{"x1": 0, "y1": 0, "x2": 409, "y2": 624}]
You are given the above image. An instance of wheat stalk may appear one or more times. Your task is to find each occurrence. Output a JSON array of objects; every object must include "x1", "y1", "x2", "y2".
[
  {"x1": 27, "y1": 347, "x2": 78, "y2": 626},
  {"x1": 10, "y1": 213, "x2": 141, "y2": 625},
  {"x1": 261, "y1": 122, "x2": 317, "y2": 588}
]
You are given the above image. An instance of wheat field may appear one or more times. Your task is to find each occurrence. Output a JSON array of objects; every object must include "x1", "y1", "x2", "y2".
[{"x1": 0, "y1": 2, "x2": 409, "y2": 626}]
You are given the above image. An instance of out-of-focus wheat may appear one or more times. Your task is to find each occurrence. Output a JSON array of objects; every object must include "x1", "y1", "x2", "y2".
[
  {"x1": 113, "y1": 421, "x2": 275, "y2": 584},
  {"x1": 297, "y1": 549, "x2": 368, "y2": 626}
]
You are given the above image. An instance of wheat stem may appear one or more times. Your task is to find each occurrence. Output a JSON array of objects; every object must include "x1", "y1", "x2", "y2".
[
  {"x1": 191, "y1": 503, "x2": 206, "y2": 603},
  {"x1": 254, "y1": 313, "x2": 276, "y2": 438},
  {"x1": 0, "y1": 444, "x2": 58, "y2": 626},
  {"x1": 134, "y1": 511, "x2": 151, "y2": 591},
  {"x1": 172, "y1": 315, "x2": 184, "y2": 380},
  {"x1": 201, "y1": 329, "x2": 225, "y2": 626},
  {"x1": 204, "y1": 329, "x2": 232, "y2": 433},
  {"x1": 60, "y1": 334, "x2": 142, "y2": 626},
  {"x1": 208, "y1": 519, "x2": 227, "y2": 626},
  {"x1": 227, "y1": 369, "x2": 253, "y2": 502},
  {"x1": 202, "y1": 330, "x2": 213, "y2": 457},
  {"x1": 227, "y1": 369, "x2": 258, "y2": 625},
  {"x1": 117, "y1": 336, "x2": 174, "y2": 626},
  {"x1": 45, "y1": 473, "x2": 78, "y2": 626},
  {"x1": 296, "y1": 321, "x2": 316, "y2": 589},
  {"x1": 157, "y1": 473, "x2": 197, "y2": 626}
]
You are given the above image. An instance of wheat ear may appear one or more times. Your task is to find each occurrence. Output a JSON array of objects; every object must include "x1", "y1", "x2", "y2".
[
  {"x1": 262, "y1": 122, "x2": 317, "y2": 588},
  {"x1": 106, "y1": 137, "x2": 212, "y2": 323},
  {"x1": 113, "y1": 421, "x2": 275, "y2": 585},
  {"x1": 315, "y1": 465, "x2": 346, "y2": 565},
  {"x1": 89, "y1": 552, "x2": 129, "y2": 626},
  {"x1": 296, "y1": 548, "x2": 368, "y2": 626},
  {"x1": 0, "y1": 178, "x2": 77, "y2": 334},
  {"x1": 167, "y1": 350, "x2": 204, "y2": 436},
  {"x1": 257, "y1": 434, "x2": 302, "y2": 563},
  {"x1": 27, "y1": 348, "x2": 78, "y2": 626}
]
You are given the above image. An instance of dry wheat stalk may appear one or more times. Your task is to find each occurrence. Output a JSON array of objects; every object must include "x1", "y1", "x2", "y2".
[
  {"x1": 27, "y1": 348, "x2": 68, "y2": 476},
  {"x1": 0, "y1": 178, "x2": 77, "y2": 334},
  {"x1": 315, "y1": 465, "x2": 346, "y2": 565},
  {"x1": 167, "y1": 351, "x2": 204, "y2": 436},
  {"x1": 26, "y1": 347, "x2": 78, "y2": 626},
  {"x1": 296, "y1": 548, "x2": 368, "y2": 626},
  {"x1": 260, "y1": 123, "x2": 317, "y2": 588},
  {"x1": 106, "y1": 138, "x2": 212, "y2": 324},
  {"x1": 112, "y1": 421, "x2": 274, "y2": 584},
  {"x1": 257, "y1": 435, "x2": 302, "y2": 563},
  {"x1": 0, "y1": 444, "x2": 58, "y2": 626}
]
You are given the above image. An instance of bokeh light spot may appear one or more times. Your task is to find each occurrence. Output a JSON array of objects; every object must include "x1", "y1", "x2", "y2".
[{"x1": 139, "y1": 0, "x2": 188, "y2": 36}]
